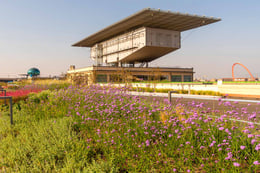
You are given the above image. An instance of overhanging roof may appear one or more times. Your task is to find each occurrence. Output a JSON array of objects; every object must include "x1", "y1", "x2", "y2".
[{"x1": 73, "y1": 8, "x2": 221, "y2": 47}]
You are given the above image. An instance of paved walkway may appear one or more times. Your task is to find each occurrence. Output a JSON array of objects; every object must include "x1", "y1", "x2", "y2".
[
  {"x1": 127, "y1": 91, "x2": 260, "y2": 125},
  {"x1": 128, "y1": 91, "x2": 260, "y2": 103}
]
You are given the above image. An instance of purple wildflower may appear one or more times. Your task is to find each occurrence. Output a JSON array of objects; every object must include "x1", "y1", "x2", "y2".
[
  {"x1": 233, "y1": 162, "x2": 240, "y2": 167},
  {"x1": 248, "y1": 134, "x2": 254, "y2": 138},
  {"x1": 145, "y1": 140, "x2": 150, "y2": 147},
  {"x1": 251, "y1": 139, "x2": 257, "y2": 145},
  {"x1": 240, "y1": 146, "x2": 246, "y2": 150},
  {"x1": 225, "y1": 152, "x2": 232, "y2": 160},
  {"x1": 253, "y1": 161, "x2": 260, "y2": 165}
]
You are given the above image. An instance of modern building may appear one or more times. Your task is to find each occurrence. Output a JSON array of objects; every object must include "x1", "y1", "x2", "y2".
[{"x1": 68, "y1": 8, "x2": 220, "y2": 84}]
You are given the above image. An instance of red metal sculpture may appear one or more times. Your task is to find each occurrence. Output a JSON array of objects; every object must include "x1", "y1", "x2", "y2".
[{"x1": 232, "y1": 63, "x2": 255, "y2": 81}]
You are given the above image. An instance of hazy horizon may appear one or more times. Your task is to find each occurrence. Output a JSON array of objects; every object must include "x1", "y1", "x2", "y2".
[{"x1": 1, "y1": 0, "x2": 260, "y2": 79}]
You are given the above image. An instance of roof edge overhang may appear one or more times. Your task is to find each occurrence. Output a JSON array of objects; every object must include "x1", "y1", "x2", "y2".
[{"x1": 72, "y1": 8, "x2": 221, "y2": 47}]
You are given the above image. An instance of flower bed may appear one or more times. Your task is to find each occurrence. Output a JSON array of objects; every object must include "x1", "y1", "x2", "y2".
[
  {"x1": 21, "y1": 85, "x2": 260, "y2": 172},
  {"x1": 0, "y1": 87, "x2": 42, "y2": 103}
]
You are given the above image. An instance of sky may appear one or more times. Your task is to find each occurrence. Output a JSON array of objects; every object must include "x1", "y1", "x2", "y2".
[{"x1": 1, "y1": 0, "x2": 260, "y2": 79}]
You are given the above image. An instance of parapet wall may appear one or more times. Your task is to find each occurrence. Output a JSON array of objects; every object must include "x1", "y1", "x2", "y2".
[
  {"x1": 218, "y1": 84, "x2": 260, "y2": 97},
  {"x1": 104, "y1": 83, "x2": 260, "y2": 97},
  {"x1": 131, "y1": 83, "x2": 219, "y2": 92}
]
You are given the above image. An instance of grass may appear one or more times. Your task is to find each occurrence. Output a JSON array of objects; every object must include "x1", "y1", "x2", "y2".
[
  {"x1": 0, "y1": 103, "x2": 118, "y2": 172},
  {"x1": 0, "y1": 85, "x2": 259, "y2": 172}
]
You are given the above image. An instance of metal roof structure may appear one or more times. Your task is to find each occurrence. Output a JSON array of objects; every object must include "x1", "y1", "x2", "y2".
[{"x1": 73, "y1": 8, "x2": 221, "y2": 47}]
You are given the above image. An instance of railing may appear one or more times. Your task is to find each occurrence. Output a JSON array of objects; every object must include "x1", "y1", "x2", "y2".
[
  {"x1": 0, "y1": 89, "x2": 7, "y2": 105},
  {"x1": 168, "y1": 91, "x2": 178, "y2": 103},
  {"x1": 0, "y1": 89, "x2": 13, "y2": 125}
]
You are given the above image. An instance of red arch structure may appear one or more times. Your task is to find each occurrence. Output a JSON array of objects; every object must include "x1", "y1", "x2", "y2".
[{"x1": 232, "y1": 63, "x2": 255, "y2": 81}]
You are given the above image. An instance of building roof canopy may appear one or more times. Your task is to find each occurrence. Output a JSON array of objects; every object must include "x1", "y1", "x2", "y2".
[{"x1": 73, "y1": 8, "x2": 221, "y2": 47}]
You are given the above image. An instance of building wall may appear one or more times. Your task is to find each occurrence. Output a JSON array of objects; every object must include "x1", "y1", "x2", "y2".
[
  {"x1": 91, "y1": 27, "x2": 146, "y2": 64},
  {"x1": 90, "y1": 27, "x2": 180, "y2": 65},
  {"x1": 146, "y1": 27, "x2": 180, "y2": 48},
  {"x1": 67, "y1": 66, "x2": 193, "y2": 84}
]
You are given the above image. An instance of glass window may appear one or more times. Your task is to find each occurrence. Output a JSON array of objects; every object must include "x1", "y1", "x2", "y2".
[
  {"x1": 160, "y1": 75, "x2": 169, "y2": 81},
  {"x1": 171, "y1": 75, "x2": 182, "y2": 82},
  {"x1": 96, "y1": 74, "x2": 107, "y2": 83},
  {"x1": 166, "y1": 34, "x2": 172, "y2": 46},
  {"x1": 184, "y1": 75, "x2": 192, "y2": 82},
  {"x1": 134, "y1": 75, "x2": 148, "y2": 81}
]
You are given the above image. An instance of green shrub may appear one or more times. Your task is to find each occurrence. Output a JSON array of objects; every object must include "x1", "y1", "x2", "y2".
[
  {"x1": 27, "y1": 90, "x2": 52, "y2": 104},
  {"x1": 84, "y1": 155, "x2": 119, "y2": 173},
  {"x1": 0, "y1": 115, "x2": 97, "y2": 172}
]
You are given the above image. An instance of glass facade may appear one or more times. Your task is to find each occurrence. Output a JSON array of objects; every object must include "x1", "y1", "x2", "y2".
[
  {"x1": 184, "y1": 75, "x2": 192, "y2": 82},
  {"x1": 160, "y1": 75, "x2": 169, "y2": 81},
  {"x1": 171, "y1": 75, "x2": 182, "y2": 82},
  {"x1": 134, "y1": 75, "x2": 149, "y2": 81},
  {"x1": 96, "y1": 74, "x2": 107, "y2": 83}
]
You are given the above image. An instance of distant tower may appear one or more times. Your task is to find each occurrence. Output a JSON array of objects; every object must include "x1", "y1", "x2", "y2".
[{"x1": 27, "y1": 67, "x2": 40, "y2": 78}]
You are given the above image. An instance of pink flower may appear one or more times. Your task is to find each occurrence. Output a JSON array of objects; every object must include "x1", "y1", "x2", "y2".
[
  {"x1": 253, "y1": 161, "x2": 260, "y2": 165},
  {"x1": 255, "y1": 144, "x2": 260, "y2": 151},
  {"x1": 225, "y1": 152, "x2": 232, "y2": 160},
  {"x1": 233, "y1": 162, "x2": 240, "y2": 167},
  {"x1": 248, "y1": 134, "x2": 254, "y2": 138},
  {"x1": 251, "y1": 139, "x2": 257, "y2": 145},
  {"x1": 219, "y1": 127, "x2": 224, "y2": 130},
  {"x1": 145, "y1": 140, "x2": 150, "y2": 146},
  {"x1": 240, "y1": 146, "x2": 246, "y2": 150}
]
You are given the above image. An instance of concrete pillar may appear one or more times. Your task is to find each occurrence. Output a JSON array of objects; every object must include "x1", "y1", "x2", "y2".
[
  {"x1": 107, "y1": 74, "x2": 110, "y2": 83},
  {"x1": 168, "y1": 73, "x2": 171, "y2": 82}
]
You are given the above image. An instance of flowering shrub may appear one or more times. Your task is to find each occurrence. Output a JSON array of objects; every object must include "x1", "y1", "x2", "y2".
[
  {"x1": 1, "y1": 85, "x2": 260, "y2": 172},
  {"x1": 0, "y1": 80, "x2": 69, "y2": 104},
  {"x1": 2, "y1": 88, "x2": 42, "y2": 97},
  {"x1": 0, "y1": 86, "x2": 42, "y2": 103},
  {"x1": 20, "y1": 85, "x2": 260, "y2": 172}
]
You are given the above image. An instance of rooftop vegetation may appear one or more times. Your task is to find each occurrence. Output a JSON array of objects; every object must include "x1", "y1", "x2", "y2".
[{"x1": 0, "y1": 84, "x2": 259, "y2": 172}]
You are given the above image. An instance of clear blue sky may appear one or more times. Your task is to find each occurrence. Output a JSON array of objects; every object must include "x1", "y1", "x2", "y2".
[{"x1": 1, "y1": 0, "x2": 260, "y2": 79}]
